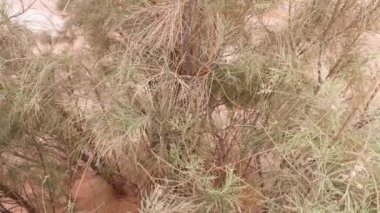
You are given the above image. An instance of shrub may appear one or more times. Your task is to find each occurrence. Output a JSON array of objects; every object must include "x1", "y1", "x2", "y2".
[{"x1": 1, "y1": 0, "x2": 380, "y2": 212}]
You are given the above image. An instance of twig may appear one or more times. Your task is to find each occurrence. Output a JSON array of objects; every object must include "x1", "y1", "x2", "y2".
[
  {"x1": 0, "y1": 183, "x2": 36, "y2": 213},
  {"x1": 363, "y1": 81, "x2": 380, "y2": 113},
  {"x1": 0, "y1": 202, "x2": 11, "y2": 213},
  {"x1": 353, "y1": 79, "x2": 380, "y2": 129},
  {"x1": 325, "y1": 33, "x2": 361, "y2": 80},
  {"x1": 320, "y1": 0, "x2": 343, "y2": 40},
  {"x1": 334, "y1": 80, "x2": 380, "y2": 140},
  {"x1": 297, "y1": 0, "x2": 379, "y2": 57},
  {"x1": 31, "y1": 137, "x2": 56, "y2": 213},
  {"x1": 0, "y1": 0, "x2": 37, "y2": 25},
  {"x1": 314, "y1": 42, "x2": 323, "y2": 94},
  {"x1": 80, "y1": 63, "x2": 106, "y2": 114},
  {"x1": 62, "y1": 0, "x2": 72, "y2": 12},
  {"x1": 354, "y1": 109, "x2": 380, "y2": 129}
]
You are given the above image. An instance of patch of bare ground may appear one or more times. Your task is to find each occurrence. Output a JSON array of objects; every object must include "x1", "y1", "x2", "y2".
[{"x1": 70, "y1": 169, "x2": 139, "y2": 213}]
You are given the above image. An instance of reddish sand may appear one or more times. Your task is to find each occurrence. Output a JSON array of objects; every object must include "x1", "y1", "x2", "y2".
[{"x1": 70, "y1": 169, "x2": 139, "y2": 213}]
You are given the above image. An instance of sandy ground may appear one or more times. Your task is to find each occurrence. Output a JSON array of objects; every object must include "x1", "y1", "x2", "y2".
[{"x1": 71, "y1": 169, "x2": 139, "y2": 213}]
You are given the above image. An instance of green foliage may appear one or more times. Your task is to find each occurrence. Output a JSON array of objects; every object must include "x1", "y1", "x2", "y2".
[{"x1": 1, "y1": 0, "x2": 380, "y2": 212}]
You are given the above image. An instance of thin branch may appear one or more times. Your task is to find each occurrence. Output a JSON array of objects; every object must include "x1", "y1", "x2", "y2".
[
  {"x1": 334, "y1": 79, "x2": 380, "y2": 139},
  {"x1": 354, "y1": 109, "x2": 380, "y2": 129},
  {"x1": 0, "y1": 183, "x2": 36, "y2": 213},
  {"x1": 80, "y1": 63, "x2": 106, "y2": 114},
  {"x1": 0, "y1": 0, "x2": 37, "y2": 25},
  {"x1": 314, "y1": 42, "x2": 324, "y2": 94},
  {"x1": 297, "y1": 0, "x2": 379, "y2": 56},
  {"x1": 31, "y1": 137, "x2": 56, "y2": 213},
  {"x1": 0, "y1": 202, "x2": 11, "y2": 213},
  {"x1": 325, "y1": 33, "x2": 361, "y2": 80},
  {"x1": 320, "y1": 0, "x2": 343, "y2": 41},
  {"x1": 353, "y1": 79, "x2": 380, "y2": 129},
  {"x1": 363, "y1": 81, "x2": 380, "y2": 113}
]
